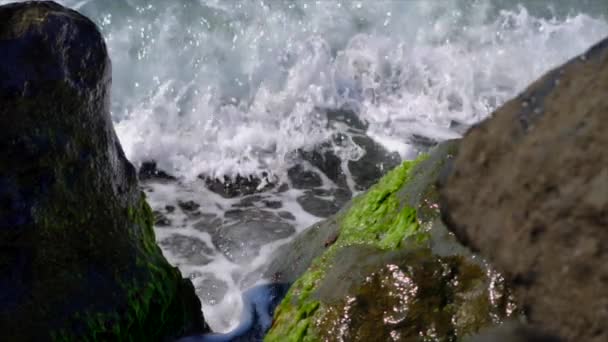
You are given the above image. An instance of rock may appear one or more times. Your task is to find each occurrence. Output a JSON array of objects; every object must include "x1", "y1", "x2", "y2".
[
  {"x1": 0, "y1": 2, "x2": 206, "y2": 340},
  {"x1": 313, "y1": 246, "x2": 509, "y2": 342},
  {"x1": 298, "y1": 144, "x2": 348, "y2": 189},
  {"x1": 196, "y1": 209, "x2": 295, "y2": 264},
  {"x1": 266, "y1": 142, "x2": 516, "y2": 341},
  {"x1": 153, "y1": 209, "x2": 172, "y2": 227},
  {"x1": 467, "y1": 322, "x2": 563, "y2": 342},
  {"x1": 295, "y1": 108, "x2": 402, "y2": 192},
  {"x1": 202, "y1": 174, "x2": 275, "y2": 198},
  {"x1": 139, "y1": 160, "x2": 177, "y2": 181},
  {"x1": 158, "y1": 234, "x2": 216, "y2": 266},
  {"x1": 440, "y1": 37, "x2": 608, "y2": 341},
  {"x1": 287, "y1": 164, "x2": 323, "y2": 189},
  {"x1": 178, "y1": 200, "x2": 201, "y2": 212},
  {"x1": 324, "y1": 107, "x2": 369, "y2": 131},
  {"x1": 347, "y1": 135, "x2": 401, "y2": 191},
  {"x1": 296, "y1": 187, "x2": 352, "y2": 218}
]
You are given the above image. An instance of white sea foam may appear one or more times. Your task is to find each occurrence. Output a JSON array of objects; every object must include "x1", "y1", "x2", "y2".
[{"x1": 55, "y1": 0, "x2": 608, "y2": 181}]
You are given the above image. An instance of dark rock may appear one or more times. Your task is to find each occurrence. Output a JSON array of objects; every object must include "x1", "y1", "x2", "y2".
[
  {"x1": 296, "y1": 187, "x2": 351, "y2": 218},
  {"x1": 139, "y1": 160, "x2": 176, "y2": 181},
  {"x1": 277, "y1": 211, "x2": 296, "y2": 221},
  {"x1": 347, "y1": 135, "x2": 401, "y2": 190},
  {"x1": 203, "y1": 210, "x2": 295, "y2": 264},
  {"x1": 298, "y1": 145, "x2": 348, "y2": 189},
  {"x1": 441, "y1": 37, "x2": 608, "y2": 341},
  {"x1": 296, "y1": 108, "x2": 402, "y2": 191},
  {"x1": 313, "y1": 246, "x2": 511, "y2": 342},
  {"x1": 262, "y1": 200, "x2": 282, "y2": 209},
  {"x1": 202, "y1": 174, "x2": 275, "y2": 198},
  {"x1": 264, "y1": 213, "x2": 345, "y2": 283},
  {"x1": 0, "y1": 2, "x2": 206, "y2": 340},
  {"x1": 153, "y1": 209, "x2": 172, "y2": 227},
  {"x1": 192, "y1": 214, "x2": 223, "y2": 233},
  {"x1": 325, "y1": 107, "x2": 369, "y2": 131},
  {"x1": 233, "y1": 195, "x2": 262, "y2": 208},
  {"x1": 409, "y1": 133, "x2": 440, "y2": 150},
  {"x1": 468, "y1": 322, "x2": 563, "y2": 342},
  {"x1": 158, "y1": 234, "x2": 215, "y2": 265},
  {"x1": 287, "y1": 164, "x2": 323, "y2": 189},
  {"x1": 178, "y1": 200, "x2": 201, "y2": 212}
]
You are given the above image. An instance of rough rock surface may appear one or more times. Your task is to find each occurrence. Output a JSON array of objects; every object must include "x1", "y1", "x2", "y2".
[
  {"x1": 265, "y1": 142, "x2": 517, "y2": 341},
  {"x1": 0, "y1": 2, "x2": 206, "y2": 340},
  {"x1": 441, "y1": 37, "x2": 608, "y2": 341}
]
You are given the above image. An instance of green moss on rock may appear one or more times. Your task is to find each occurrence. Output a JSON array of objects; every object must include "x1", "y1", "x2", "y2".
[
  {"x1": 0, "y1": 2, "x2": 206, "y2": 340},
  {"x1": 266, "y1": 156, "x2": 425, "y2": 342},
  {"x1": 265, "y1": 142, "x2": 516, "y2": 341}
]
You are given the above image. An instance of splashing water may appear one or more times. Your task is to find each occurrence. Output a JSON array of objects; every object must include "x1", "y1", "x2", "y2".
[{"x1": 4, "y1": 0, "x2": 607, "y2": 333}]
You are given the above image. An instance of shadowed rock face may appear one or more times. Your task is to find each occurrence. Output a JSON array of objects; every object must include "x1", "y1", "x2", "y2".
[
  {"x1": 441, "y1": 37, "x2": 608, "y2": 341},
  {"x1": 0, "y1": 2, "x2": 206, "y2": 340}
]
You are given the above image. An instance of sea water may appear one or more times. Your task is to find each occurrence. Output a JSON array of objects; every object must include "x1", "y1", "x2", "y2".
[{"x1": 3, "y1": 0, "x2": 606, "y2": 332}]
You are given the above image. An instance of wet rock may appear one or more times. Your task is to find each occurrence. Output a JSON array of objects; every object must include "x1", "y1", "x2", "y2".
[
  {"x1": 262, "y1": 200, "x2": 282, "y2": 209},
  {"x1": 139, "y1": 160, "x2": 176, "y2": 181},
  {"x1": 348, "y1": 135, "x2": 401, "y2": 190},
  {"x1": 298, "y1": 145, "x2": 348, "y2": 189},
  {"x1": 296, "y1": 187, "x2": 351, "y2": 218},
  {"x1": 441, "y1": 37, "x2": 608, "y2": 341},
  {"x1": 287, "y1": 164, "x2": 323, "y2": 189},
  {"x1": 159, "y1": 234, "x2": 215, "y2": 265},
  {"x1": 266, "y1": 142, "x2": 515, "y2": 341},
  {"x1": 264, "y1": 213, "x2": 345, "y2": 283},
  {"x1": 409, "y1": 133, "x2": 440, "y2": 150},
  {"x1": 153, "y1": 209, "x2": 172, "y2": 227},
  {"x1": 277, "y1": 211, "x2": 296, "y2": 221},
  {"x1": 0, "y1": 2, "x2": 206, "y2": 339},
  {"x1": 178, "y1": 200, "x2": 201, "y2": 212},
  {"x1": 198, "y1": 209, "x2": 295, "y2": 264},
  {"x1": 192, "y1": 214, "x2": 223, "y2": 233},
  {"x1": 202, "y1": 174, "x2": 275, "y2": 198},
  {"x1": 296, "y1": 108, "x2": 402, "y2": 192},
  {"x1": 325, "y1": 107, "x2": 369, "y2": 131},
  {"x1": 233, "y1": 195, "x2": 264, "y2": 208},
  {"x1": 314, "y1": 246, "x2": 512, "y2": 342},
  {"x1": 468, "y1": 322, "x2": 563, "y2": 342}
]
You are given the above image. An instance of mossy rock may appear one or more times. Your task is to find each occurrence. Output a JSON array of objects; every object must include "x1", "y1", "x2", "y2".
[
  {"x1": 265, "y1": 141, "x2": 517, "y2": 341},
  {"x1": 0, "y1": 2, "x2": 206, "y2": 340}
]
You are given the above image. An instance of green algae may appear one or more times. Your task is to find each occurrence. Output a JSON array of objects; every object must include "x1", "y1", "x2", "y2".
[
  {"x1": 0, "y1": 4, "x2": 204, "y2": 337},
  {"x1": 265, "y1": 141, "x2": 516, "y2": 341},
  {"x1": 265, "y1": 155, "x2": 427, "y2": 342}
]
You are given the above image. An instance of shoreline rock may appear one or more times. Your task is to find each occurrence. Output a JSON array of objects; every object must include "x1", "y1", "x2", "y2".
[
  {"x1": 441, "y1": 37, "x2": 608, "y2": 341},
  {"x1": 0, "y1": 2, "x2": 207, "y2": 340},
  {"x1": 265, "y1": 142, "x2": 517, "y2": 341}
]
